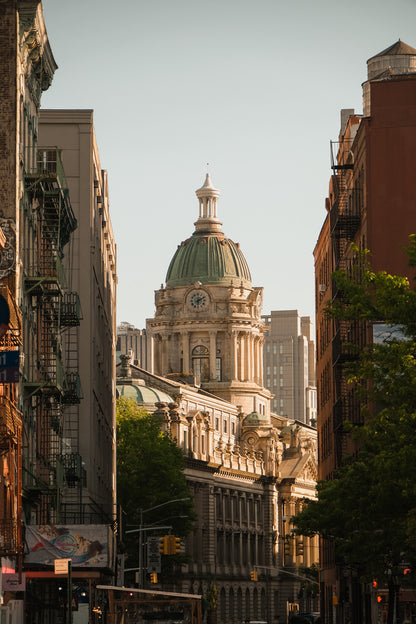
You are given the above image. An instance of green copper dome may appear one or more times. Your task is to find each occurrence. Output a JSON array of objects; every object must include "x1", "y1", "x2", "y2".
[
  {"x1": 242, "y1": 410, "x2": 270, "y2": 426},
  {"x1": 165, "y1": 174, "x2": 252, "y2": 288},
  {"x1": 166, "y1": 233, "x2": 251, "y2": 287},
  {"x1": 117, "y1": 382, "x2": 172, "y2": 405}
]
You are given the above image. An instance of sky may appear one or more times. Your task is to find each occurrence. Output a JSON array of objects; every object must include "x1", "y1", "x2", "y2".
[{"x1": 41, "y1": 0, "x2": 416, "y2": 330}]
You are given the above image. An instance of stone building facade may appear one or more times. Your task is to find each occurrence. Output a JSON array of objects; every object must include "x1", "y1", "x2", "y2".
[{"x1": 118, "y1": 175, "x2": 319, "y2": 624}]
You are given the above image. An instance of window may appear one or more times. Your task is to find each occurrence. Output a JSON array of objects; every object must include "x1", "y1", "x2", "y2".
[
  {"x1": 216, "y1": 357, "x2": 222, "y2": 381},
  {"x1": 192, "y1": 345, "x2": 209, "y2": 382},
  {"x1": 191, "y1": 345, "x2": 221, "y2": 381}
]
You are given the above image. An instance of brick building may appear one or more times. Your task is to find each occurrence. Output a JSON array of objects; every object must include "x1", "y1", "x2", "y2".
[{"x1": 314, "y1": 40, "x2": 416, "y2": 624}]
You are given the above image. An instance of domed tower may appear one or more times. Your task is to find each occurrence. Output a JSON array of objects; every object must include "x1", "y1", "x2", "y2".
[{"x1": 147, "y1": 174, "x2": 271, "y2": 417}]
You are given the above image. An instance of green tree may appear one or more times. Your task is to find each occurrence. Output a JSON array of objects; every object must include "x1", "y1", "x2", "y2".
[
  {"x1": 294, "y1": 239, "x2": 416, "y2": 624},
  {"x1": 117, "y1": 397, "x2": 196, "y2": 567}
]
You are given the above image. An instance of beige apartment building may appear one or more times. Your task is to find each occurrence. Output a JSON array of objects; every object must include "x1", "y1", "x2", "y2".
[
  {"x1": 38, "y1": 109, "x2": 117, "y2": 521},
  {"x1": 262, "y1": 310, "x2": 317, "y2": 425}
]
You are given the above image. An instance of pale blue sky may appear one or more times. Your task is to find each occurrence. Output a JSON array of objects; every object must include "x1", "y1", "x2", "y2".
[{"x1": 41, "y1": 0, "x2": 416, "y2": 329}]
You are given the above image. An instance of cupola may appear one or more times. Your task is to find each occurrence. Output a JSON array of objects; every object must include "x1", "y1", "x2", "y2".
[{"x1": 165, "y1": 175, "x2": 252, "y2": 288}]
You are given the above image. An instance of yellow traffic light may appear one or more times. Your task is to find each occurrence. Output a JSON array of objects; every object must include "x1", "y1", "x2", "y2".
[
  {"x1": 150, "y1": 572, "x2": 158, "y2": 584},
  {"x1": 250, "y1": 570, "x2": 258, "y2": 581},
  {"x1": 159, "y1": 536, "x2": 168, "y2": 554},
  {"x1": 173, "y1": 536, "x2": 181, "y2": 554},
  {"x1": 167, "y1": 535, "x2": 181, "y2": 554}
]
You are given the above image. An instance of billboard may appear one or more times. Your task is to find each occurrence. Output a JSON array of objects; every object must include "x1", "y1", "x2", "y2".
[{"x1": 25, "y1": 525, "x2": 109, "y2": 568}]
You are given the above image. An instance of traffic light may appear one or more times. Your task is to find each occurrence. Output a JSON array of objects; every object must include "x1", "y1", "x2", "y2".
[
  {"x1": 159, "y1": 536, "x2": 168, "y2": 554},
  {"x1": 150, "y1": 573, "x2": 158, "y2": 584},
  {"x1": 167, "y1": 535, "x2": 180, "y2": 554},
  {"x1": 172, "y1": 536, "x2": 181, "y2": 554},
  {"x1": 296, "y1": 540, "x2": 304, "y2": 556},
  {"x1": 284, "y1": 539, "x2": 291, "y2": 556},
  {"x1": 250, "y1": 570, "x2": 258, "y2": 581}
]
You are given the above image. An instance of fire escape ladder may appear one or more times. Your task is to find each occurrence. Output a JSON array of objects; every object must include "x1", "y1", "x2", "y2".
[
  {"x1": 22, "y1": 149, "x2": 80, "y2": 524},
  {"x1": 329, "y1": 140, "x2": 362, "y2": 273}
]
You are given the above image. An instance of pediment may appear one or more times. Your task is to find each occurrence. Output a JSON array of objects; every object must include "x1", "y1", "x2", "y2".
[{"x1": 297, "y1": 454, "x2": 318, "y2": 483}]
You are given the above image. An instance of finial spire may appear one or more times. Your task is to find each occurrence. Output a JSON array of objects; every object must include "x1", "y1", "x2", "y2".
[{"x1": 194, "y1": 174, "x2": 223, "y2": 233}]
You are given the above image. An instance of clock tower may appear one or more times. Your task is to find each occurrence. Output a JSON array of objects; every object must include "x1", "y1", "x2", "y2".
[{"x1": 147, "y1": 174, "x2": 271, "y2": 417}]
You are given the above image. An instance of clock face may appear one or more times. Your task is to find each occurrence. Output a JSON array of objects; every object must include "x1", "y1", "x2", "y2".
[{"x1": 189, "y1": 290, "x2": 208, "y2": 311}]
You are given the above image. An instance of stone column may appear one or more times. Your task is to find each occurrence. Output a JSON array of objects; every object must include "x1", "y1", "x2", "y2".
[
  {"x1": 161, "y1": 335, "x2": 168, "y2": 376},
  {"x1": 209, "y1": 331, "x2": 217, "y2": 380},
  {"x1": 147, "y1": 334, "x2": 155, "y2": 374},
  {"x1": 231, "y1": 330, "x2": 238, "y2": 381},
  {"x1": 182, "y1": 331, "x2": 190, "y2": 373},
  {"x1": 250, "y1": 334, "x2": 255, "y2": 383},
  {"x1": 244, "y1": 331, "x2": 251, "y2": 381},
  {"x1": 239, "y1": 333, "x2": 245, "y2": 381},
  {"x1": 259, "y1": 337, "x2": 264, "y2": 385}
]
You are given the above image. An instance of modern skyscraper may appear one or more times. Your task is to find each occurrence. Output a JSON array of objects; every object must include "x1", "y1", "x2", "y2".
[
  {"x1": 262, "y1": 310, "x2": 317, "y2": 425},
  {"x1": 117, "y1": 321, "x2": 148, "y2": 369}
]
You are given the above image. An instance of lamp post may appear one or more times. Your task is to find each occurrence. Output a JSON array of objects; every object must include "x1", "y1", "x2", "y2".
[{"x1": 127, "y1": 497, "x2": 190, "y2": 588}]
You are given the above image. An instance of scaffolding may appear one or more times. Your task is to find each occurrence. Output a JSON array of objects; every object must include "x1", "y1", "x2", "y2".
[{"x1": 23, "y1": 149, "x2": 82, "y2": 523}]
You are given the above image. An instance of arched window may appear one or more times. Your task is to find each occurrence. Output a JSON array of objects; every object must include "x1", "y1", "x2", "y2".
[
  {"x1": 191, "y1": 345, "x2": 222, "y2": 382},
  {"x1": 220, "y1": 587, "x2": 227, "y2": 622},
  {"x1": 192, "y1": 345, "x2": 210, "y2": 382},
  {"x1": 253, "y1": 588, "x2": 259, "y2": 619},
  {"x1": 245, "y1": 588, "x2": 250, "y2": 621},
  {"x1": 237, "y1": 588, "x2": 243, "y2": 622}
]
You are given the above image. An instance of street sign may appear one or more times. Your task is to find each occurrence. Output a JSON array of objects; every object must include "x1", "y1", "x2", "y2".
[
  {"x1": 147, "y1": 537, "x2": 161, "y2": 573},
  {"x1": 54, "y1": 558, "x2": 71, "y2": 575},
  {"x1": 0, "y1": 350, "x2": 19, "y2": 367},
  {"x1": 0, "y1": 349, "x2": 20, "y2": 383}
]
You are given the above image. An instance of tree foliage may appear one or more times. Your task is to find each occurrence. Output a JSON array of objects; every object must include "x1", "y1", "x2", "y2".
[
  {"x1": 294, "y1": 238, "x2": 416, "y2": 589},
  {"x1": 117, "y1": 397, "x2": 196, "y2": 556}
]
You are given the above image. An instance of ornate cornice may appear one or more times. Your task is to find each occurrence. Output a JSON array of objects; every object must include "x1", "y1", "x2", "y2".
[{"x1": 19, "y1": 1, "x2": 57, "y2": 97}]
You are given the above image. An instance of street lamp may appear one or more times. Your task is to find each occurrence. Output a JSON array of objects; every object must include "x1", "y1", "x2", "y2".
[{"x1": 127, "y1": 497, "x2": 190, "y2": 588}]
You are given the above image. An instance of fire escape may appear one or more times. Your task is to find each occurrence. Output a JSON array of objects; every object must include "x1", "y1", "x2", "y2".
[
  {"x1": 0, "y1": 282, "x2": 23, "y2": 569},
  {"x1": 329, "y1": 140, "x2": 364, "y2": 467},
  {"x1": 23, "y1": 149, "x2": 82, "y2": 523}
]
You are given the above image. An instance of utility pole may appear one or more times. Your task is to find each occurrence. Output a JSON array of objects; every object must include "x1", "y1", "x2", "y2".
[{"x1": 126, "y1": 497, "x2": 189, "y2": 588}]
